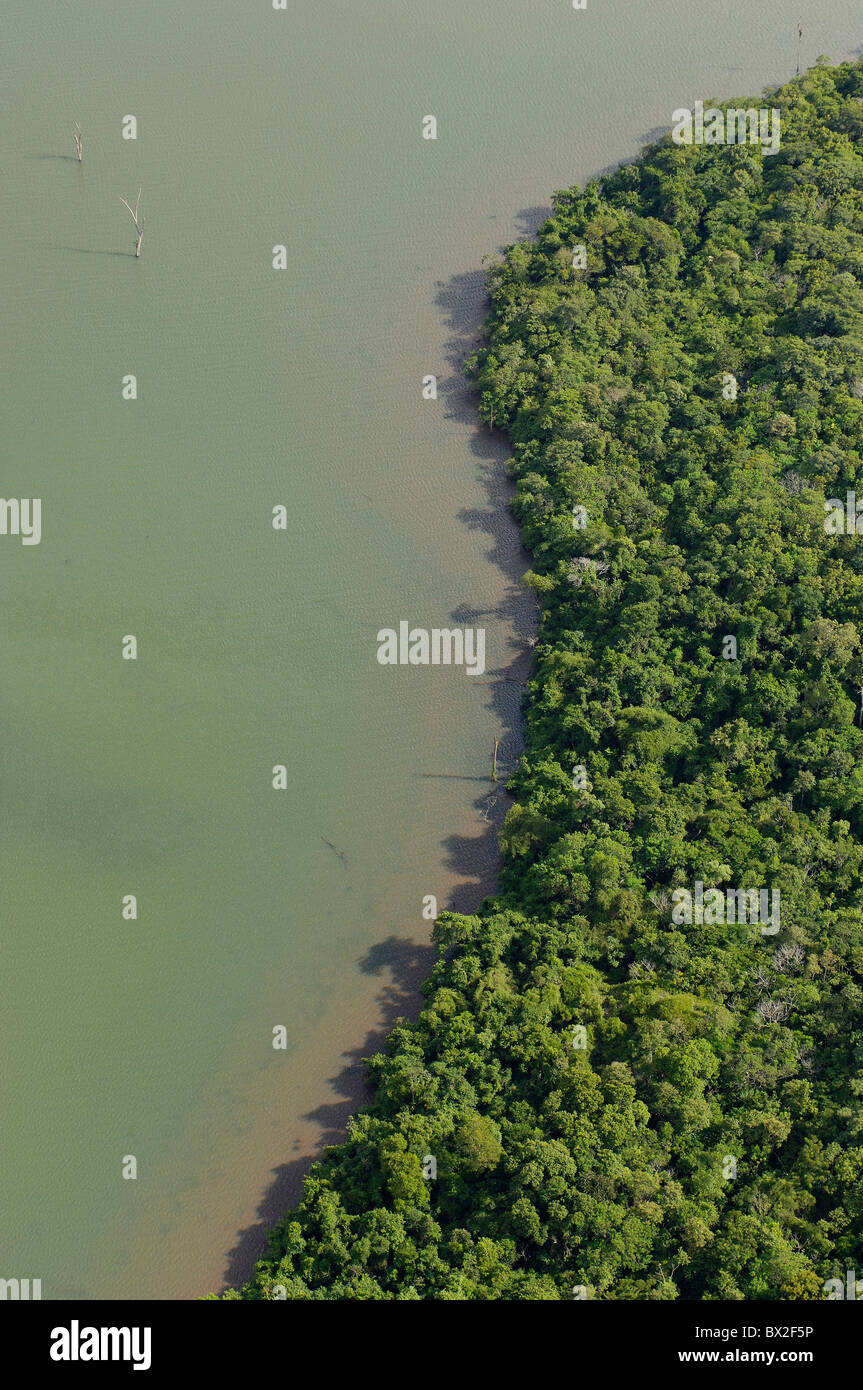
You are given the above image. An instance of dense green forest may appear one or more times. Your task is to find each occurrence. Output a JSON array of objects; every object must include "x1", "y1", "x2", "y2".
[{"x1": 227, "y1": 58, "x2": 863, "y2": 1300}]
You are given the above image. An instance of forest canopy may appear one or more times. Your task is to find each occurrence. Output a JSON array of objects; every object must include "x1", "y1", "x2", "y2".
[{"x1": 227, "y1": 57, "x2": 863, "y2": 1300}]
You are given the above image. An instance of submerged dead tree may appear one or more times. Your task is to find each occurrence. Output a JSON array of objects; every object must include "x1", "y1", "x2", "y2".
[
  {"x1": 73, "y1": 123, "x2": 83, "y2": 162},
  {"x1": 119, "y1": 187, "x2": 144, "y2": 258}
]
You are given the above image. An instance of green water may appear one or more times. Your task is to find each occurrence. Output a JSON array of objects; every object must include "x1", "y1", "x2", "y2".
[{"x1": 1, "y1": 0, "x2": 860, "y2": 1299}]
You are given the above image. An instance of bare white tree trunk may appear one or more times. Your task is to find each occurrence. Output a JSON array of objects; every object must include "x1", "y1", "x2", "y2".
[
  {"x1": 119, "y1": 187, "x2": 144, "y2": 258},
  {"x1": 73, "y1": 123, "x2": 83, "y2": 162}
]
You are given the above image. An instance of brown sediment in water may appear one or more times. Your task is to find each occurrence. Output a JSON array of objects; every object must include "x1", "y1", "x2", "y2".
[
  {"x1": 213, "y1": 332, "x2": 536, "y2": 1295},
  {"x1": 214, "y1": 678, "x2": 532, "y2": 1295}
]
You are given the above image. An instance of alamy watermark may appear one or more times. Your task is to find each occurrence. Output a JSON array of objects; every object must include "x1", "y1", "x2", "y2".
[
  {"x1": 671, "y1": 881, "x2": 780, "y2": 935},
  {"x1": 824, "y1": 491, "x2": 863, "y2": 534},
  {"x1": 0, "y1": 1276, "x2": 41, "y2": 1299},
  {"x1": 0, "y1": 498, "x2": 41, "y2": 545},
  {"x1": 377, "y1": 621, "x2": 486, "y2": 676},
  {"x1": 50, "y1": 1322, "x2": 151, "y2": 1371},
  {"x1": 672, "y1": 100, "x2": 781, "y2": 156},
  {"x1": 824, "y1": 1270, "x2": 863, "y2": 1300}
]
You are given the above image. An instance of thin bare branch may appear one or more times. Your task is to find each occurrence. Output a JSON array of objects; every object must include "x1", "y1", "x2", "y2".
[
  {"x1": 119, "y1": 188, "x2": 144, "y2": 257},
  {"x1": 119, "y1": 195, "x2": 139, "y2": 227}
]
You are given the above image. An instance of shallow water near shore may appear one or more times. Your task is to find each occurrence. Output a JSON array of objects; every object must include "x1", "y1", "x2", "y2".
[{"x1": 0, "y1": 0, "x2": 860, "y2": 1299}]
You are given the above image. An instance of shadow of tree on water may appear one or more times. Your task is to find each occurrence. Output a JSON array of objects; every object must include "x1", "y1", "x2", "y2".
[
  {"x1": 220, "y1": 934, "x2": 435, "y2": 1289},
  {"x1": 220, "y1": 197, "x2": 559, "y2": 1295}
]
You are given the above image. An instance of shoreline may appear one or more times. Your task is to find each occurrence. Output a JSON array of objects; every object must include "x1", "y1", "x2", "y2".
[{"x1": 212, "y1": 327, "x2": 537, "y2": 1296}]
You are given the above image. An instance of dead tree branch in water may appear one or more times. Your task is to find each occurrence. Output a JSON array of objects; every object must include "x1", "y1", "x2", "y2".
[{"x1": 119, "y1": 187, "x2": 144, "y2": 257}]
